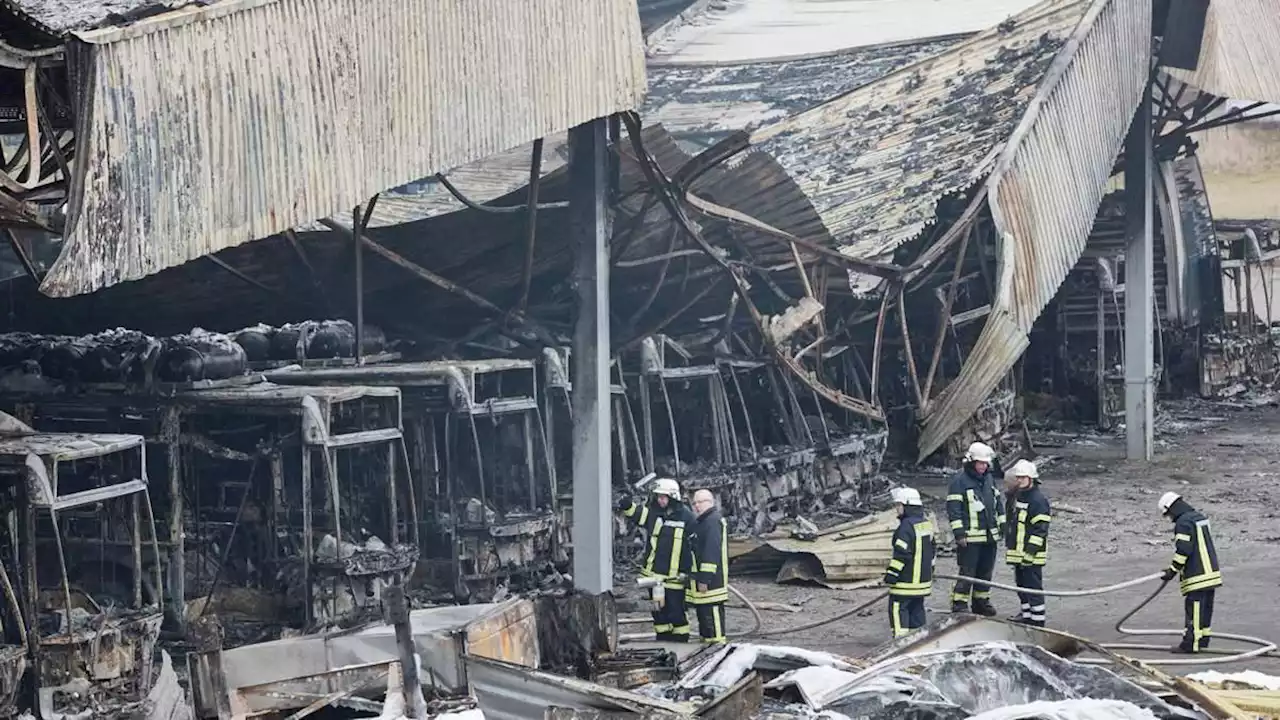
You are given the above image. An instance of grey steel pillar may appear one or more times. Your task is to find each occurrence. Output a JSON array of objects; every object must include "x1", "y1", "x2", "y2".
[
  {"x1": 569, "y1": 117, "x2": 613, "y2": 593},
  {"x1": 1124, "y1": 77, "x2": 1155, "y2": 461}
]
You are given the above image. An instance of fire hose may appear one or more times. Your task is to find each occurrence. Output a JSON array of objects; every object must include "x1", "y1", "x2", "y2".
[{"x1": 933, "y1": 571, "x2": 1278, "y2": 666}]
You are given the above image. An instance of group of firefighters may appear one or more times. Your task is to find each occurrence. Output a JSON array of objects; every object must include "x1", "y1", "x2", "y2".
[
  {"x1": 622, "y1": 440, "x2": 1223, "y2": 655},
  {"x1": 886, "y1": 440, "x2": 1222, "y2": 654},
  {"x1": 618, "y1": 480, "x2": 729, "y2": 644}
]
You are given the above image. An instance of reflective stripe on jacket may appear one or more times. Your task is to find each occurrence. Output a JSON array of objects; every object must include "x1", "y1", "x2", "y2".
[
  {"x1": 1169, "y1": 507, "x2": 1222, "y2": 595},
  {"x1": 1005, "y1": 484, "x2": 1050, "y2": 566},
  {"x1": 884, "y1": 507, "x2": 934, "y2": 597},
  {"x1": 946, "y1": 466, "x2": 1004, "y2": 543},
  {"x1": 687, "y1": 508, "x2": 729, "y2": 605},
  {"x1": 625, "y1": 498, "x2": 694, "y2": 586}
]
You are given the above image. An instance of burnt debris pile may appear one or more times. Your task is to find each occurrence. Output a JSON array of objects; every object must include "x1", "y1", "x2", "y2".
[
  {"x1": 232, "y1": 319, "x2": 388, "y2": 363},
  {"x1": 0, "y1": 328, "x2": 248, "y2": 389}
]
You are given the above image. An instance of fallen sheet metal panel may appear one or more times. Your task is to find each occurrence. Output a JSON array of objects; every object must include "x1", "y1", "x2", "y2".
[
  {"x1": 730, "y1": 508, "x2": 939, "y2": 588},
  {"x1": 467, "y1": 655, "x2": 691, "y2": 720},
  {"x1": 678, "y1": 643, "x2": 862, "y2": 690},
  {"x1": 146, "y1": 651, "x2": 195, "y2": 720},
  {"x1": 194, "y1": 599, "x2": 537, "y2": 717}
]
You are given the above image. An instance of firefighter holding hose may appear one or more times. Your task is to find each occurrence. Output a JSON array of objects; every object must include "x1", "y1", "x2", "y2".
[
  {"x1": 619, "y1": 478, "x2": 695, "y2": 642},
  {"x1": 1159, "y1": 492, "x2": 1223, "y2": 654},
  {"x1": 946, "y1": 441, "x2": 1004, "y2": 616},
  {"x1": 884, "y1": 486, "x2": 935, "y2": 638},
  {"x1": 1004, "y1": 459, "x2": 1051, "y2": 627}
]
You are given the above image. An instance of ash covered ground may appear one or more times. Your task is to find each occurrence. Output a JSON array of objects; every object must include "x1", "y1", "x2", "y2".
[{"x1": 685, "y1": 396, "x2": 1280, "y2": 674}]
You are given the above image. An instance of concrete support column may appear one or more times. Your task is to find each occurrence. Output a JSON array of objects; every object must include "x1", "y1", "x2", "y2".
[
  {"x1": 569, "y1": 117, "x2": 613, "y2": 593},
  {"x1": 1124, "y1": 78, "x2": 1155, "y2": 462}
]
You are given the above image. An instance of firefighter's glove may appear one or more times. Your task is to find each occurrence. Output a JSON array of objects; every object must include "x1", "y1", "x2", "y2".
[{"x1": 1160, "y1": 568, "x2": 1177, "y2": 582}]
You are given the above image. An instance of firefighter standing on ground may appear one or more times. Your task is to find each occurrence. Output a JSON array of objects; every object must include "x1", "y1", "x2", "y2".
[
  {"x1": 688, "y1": 489, "x2": 729, "y2": 644},
  {"x1": 1004, "y1": 459, "x2": 1051, "y2": 627},
  {"x1": 1159, "y1": 491, "x2": 1223, "y2": 654},
  {"x1": 946, "y1": 441, "x2": 1004, "y2": 616},
  {"x1": 618, "y1": 478, "x2": 695, "y2": 642},
  {"x1": 883, "y1": 486, "x2": 934, "y2": 638}
]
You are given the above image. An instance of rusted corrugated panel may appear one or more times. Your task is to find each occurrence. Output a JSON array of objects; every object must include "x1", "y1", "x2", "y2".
[
  {"x1": 41, "y1": 0, "x2": 645, "y2": 297},
  {"x1": 918, "y1": 0, "x2": 1151, "y2": 460},
  {"x1": 1166, "y1": 0, "x2": 1280, "y2": 105},
  {"x1": 747, "y1": 0, "x2": 1091, "y2": 294}
]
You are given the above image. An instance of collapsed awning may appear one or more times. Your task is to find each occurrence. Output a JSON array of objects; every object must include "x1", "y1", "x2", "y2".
[{"x1": 36, "y1": 0, "x2": 645, "y2": 297}]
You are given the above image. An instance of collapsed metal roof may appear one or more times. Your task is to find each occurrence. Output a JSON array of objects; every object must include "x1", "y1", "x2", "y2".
[
  {"x1": 742, "y1": 0, "x2": 1092, "y2": 294},
  {"x1": 644, "y1": 0, "x2": 1045, "y2": 65},
  {"x1": 1165, "y1": 0, "x2": 1280, "y2": 106},
  {"x1": 26, "y1": 0, "x2": 646, "y2": 298},
  {"x1": 642, "y1": 39, "x2": 959, "y2": 149},
  {"x1": 918, "y1": 0, "x2": 1152, "y2": 458}
]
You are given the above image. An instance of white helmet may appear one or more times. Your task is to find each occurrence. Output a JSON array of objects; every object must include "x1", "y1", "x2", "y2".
[
  {"x1": 1009, "y1": 459, "x2": 1039, "y2": 480},
  {"x1": 652, "y1": 477, "x2": 681, "y2": 498},
  {"x1": 964, "y1": 441, "x2": 995, "y2": 464},
  {"x1": 890, "y1": 487, "x2": 923, "y2": 506},
  {"x1": 1158, "y1": 492, "x2": 1181, "y2": 514}
]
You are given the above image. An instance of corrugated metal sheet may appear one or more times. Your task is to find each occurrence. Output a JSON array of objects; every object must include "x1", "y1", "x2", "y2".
[
  {"x1": 1166, "y1": 0, "x2": 1280, "y2": 106},
  {"x1": 12, "y1": 0, "x2": 190, "y2": 33},
  {"x1": 745, "y1": 0, "x2": 1090, "y2": 293},
  {"x1": 41, "y1": 0, "x2": 645, "y2": 297},
  {"x1": 645, "y1": 0, "x2": 1045, "y2": 64},
  {"x1": 467, "y1": 656, "x2": 690, "y2": 720},
  {"x1": 918, "y1": 0, "x2": 1151, "y2": 460},
  {"x1": 643, "y1": 39, "x2": 957, "y2": 147}
]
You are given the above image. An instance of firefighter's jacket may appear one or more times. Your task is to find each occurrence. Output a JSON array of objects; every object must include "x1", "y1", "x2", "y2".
[
  {"x1": 622, "y1": 498, "x2": 694, "y2": 589},
  {"x1": 687, "y1": 507, "x2": 729, "y2": 605},
  {"x1": 946, "y1": 464, "x2": 1004, "y2": 544},
  {"x1": 1166, "y1": 500, "x2": 1223, "y2": 595},
  {"x1": 884, "y1": 506, "x2": 934, "y2": 597},
  {"x1": 1004, "y1": 483, "x2": 1050, "y2": 566}
]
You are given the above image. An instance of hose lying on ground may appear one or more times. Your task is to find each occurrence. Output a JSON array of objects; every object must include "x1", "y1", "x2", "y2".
[
  {"x1": 934, "y1": 571, "x2": 1277, "y2": 666},
  {"x1": 729, "y1": 583, "x2": 888, "y2": 638}
]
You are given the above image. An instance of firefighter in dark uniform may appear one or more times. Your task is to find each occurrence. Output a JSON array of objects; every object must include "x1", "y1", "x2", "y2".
[
  {"x1": 1159, "y1": 492, "x2": 1223, "y2": 653},
  {"x1": 688, "y1": 489, "x2": 729, "y2": 644},
  {"x1": 946, "y1": 441, "x2": 1004, "y2": 616},
  {"x1": 1004, "y1": 459, "x2": 1051, "y2": 627},
  {"x1": 619, "y1": 478, "x2": 695, "y2": 641},
  {"x1": 884, "y1": 486, "x2": 934, "y2": 638}
]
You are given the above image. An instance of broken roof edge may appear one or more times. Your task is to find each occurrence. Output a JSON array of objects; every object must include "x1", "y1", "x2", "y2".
[
  {"x1": 1165, "y1": 0, "x2": 1280, "y2": 107},
  {"x1": 746, "y1": 0, "x2": 1085, "y2": 147},
  {"x1": 917, "y1": 0, "x2": 1152, "y2": 461},
  {"x1": 644, "y1": 31, "x2": 974, "y2": 69}
]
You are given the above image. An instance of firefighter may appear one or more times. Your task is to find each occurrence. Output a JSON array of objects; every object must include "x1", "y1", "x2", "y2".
[
  {"x1": 687, "y1": 489, "x2": 729, "y2": 644},
  {"x1": 618, "y1": 478, "x2": 695, "y2": 641},
  {"x1": 1159, "y1": 492, "x2": 1223, "y2": 653},
  {"x1": 884, "y1": 486, "x2": 934, "y2": 638},
  {"x1": 1004, "y1": 459, "x2": 1050, "y2": 627},
  {"x1": 946, "y1": 441, "x2": 1004, "y2": 616}
]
